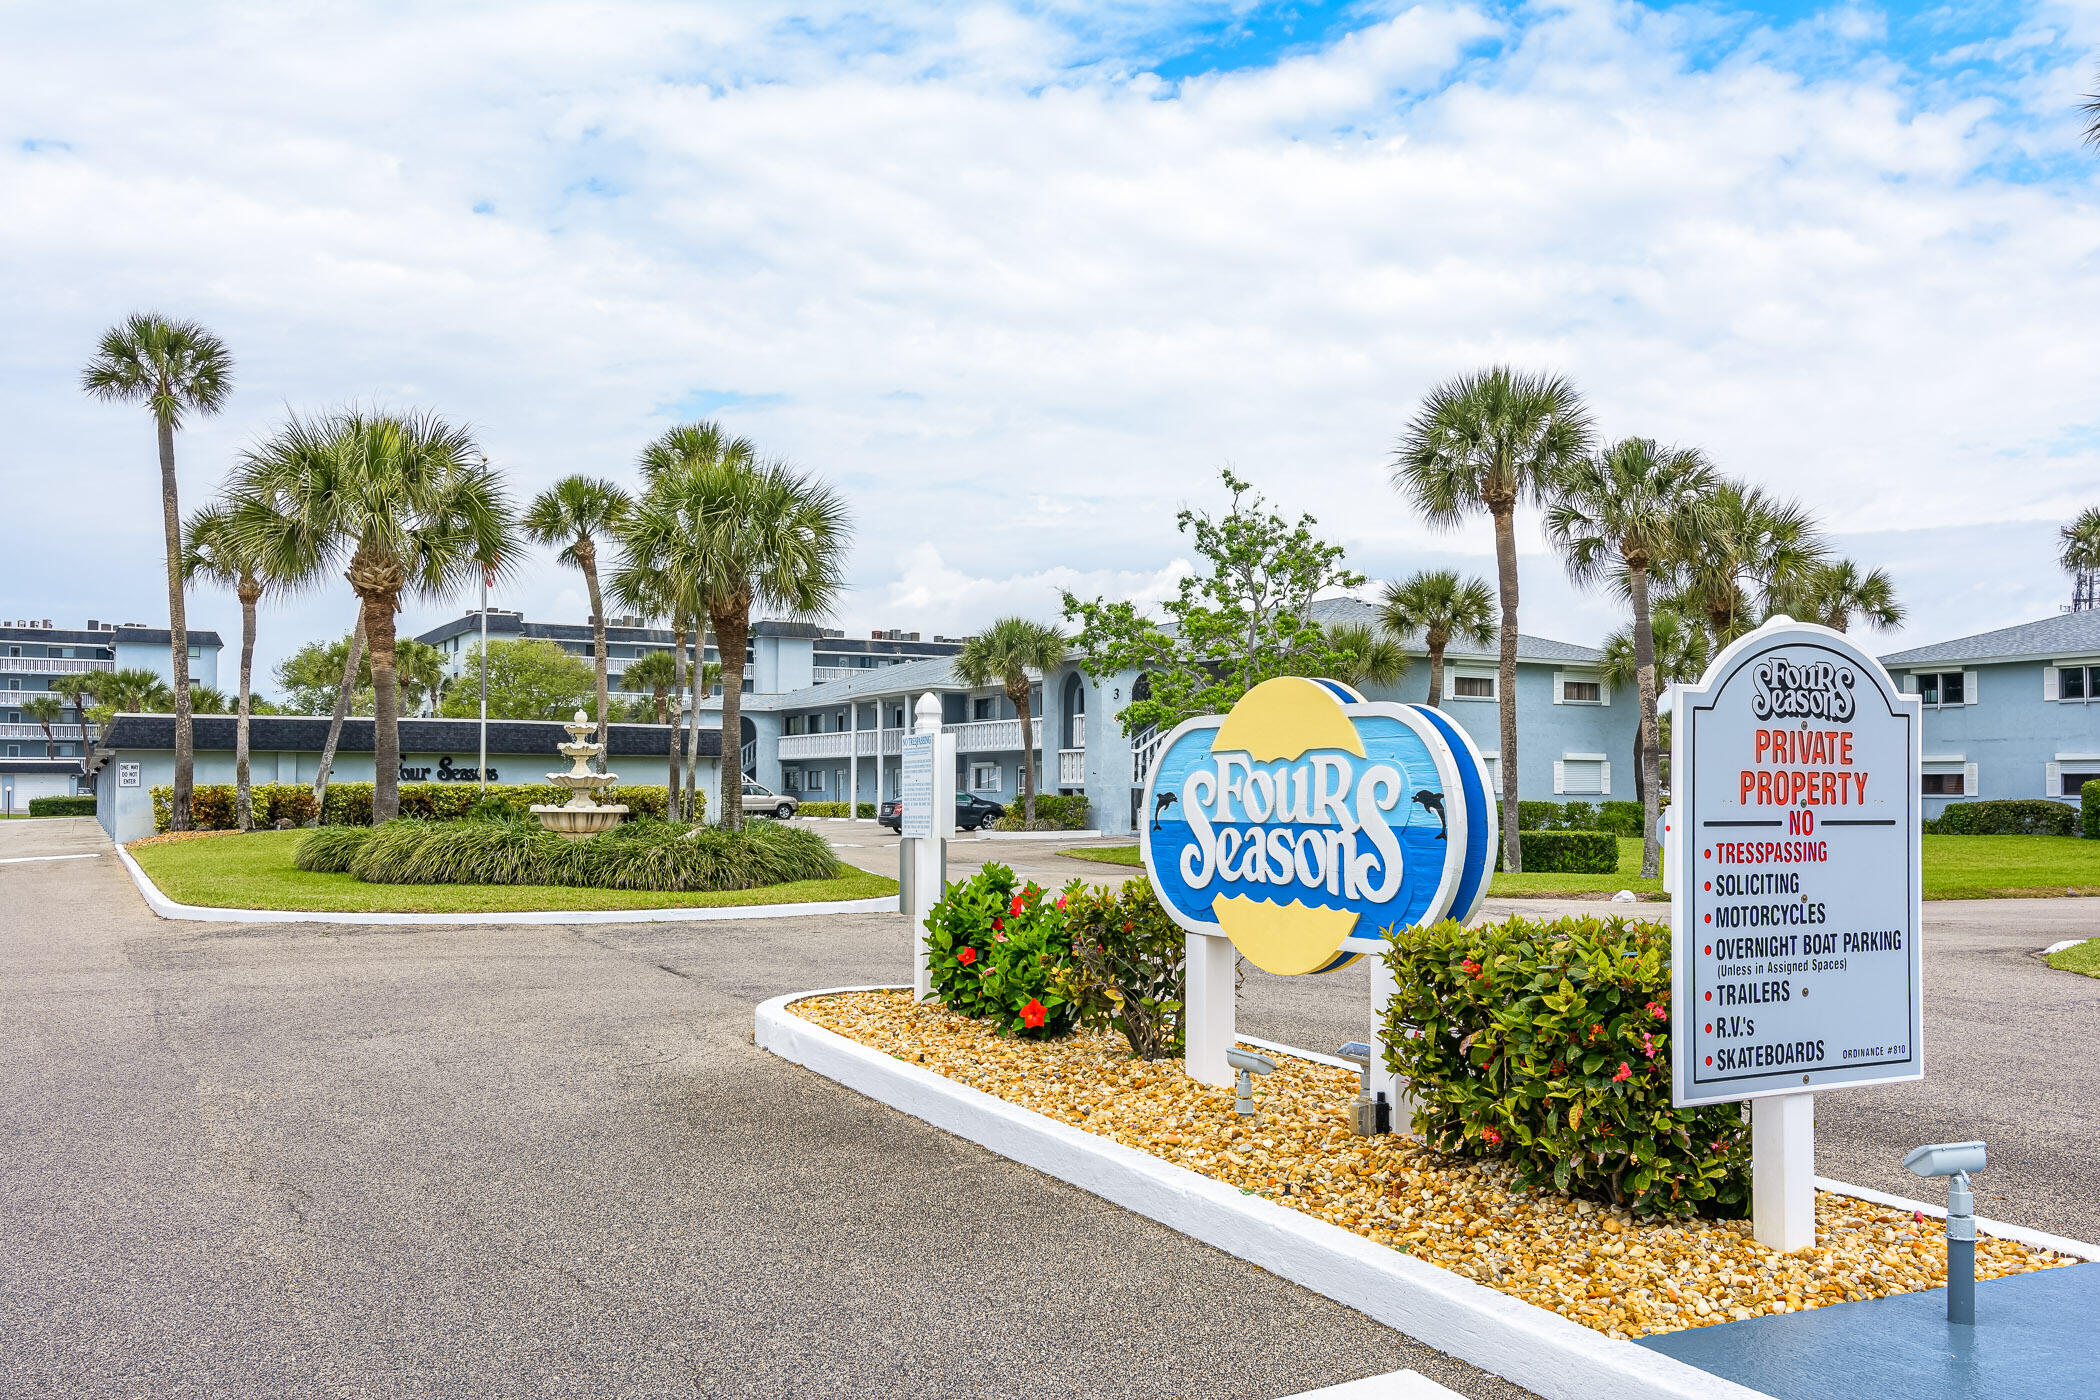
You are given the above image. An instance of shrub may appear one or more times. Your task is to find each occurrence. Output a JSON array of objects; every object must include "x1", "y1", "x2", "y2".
[
  {"x1": 923, "y1": 863, "x2": 1076, "y2": 1038},
  {"x1": 1597, "y1": 801, "x2": 1646, "y2": 838},
  {"x1": 2085, "y1": 780, "x2": 2100, "y2": 839},
  {"x1": 155, "y1": 782, "x2": 689, "y2": 832},
  {"x1": 1517, "y1": 800, "x2": 1565, "y2": 831},
  {"x1": 327, "y1": 816, "x2": 838, "y2": 891},
  {"x1": 294, "y1": 826, "x2": 371, "y2": 873},
  {"x1": 1053, "y1": 877, "x2": 1183, "y2": 1059},
  {"x1": 796, "y1": 802, "x2": 875, "y2": 818},
  {"x1": 1495, "y1": 830, "x2": 1619, "y2": 874},
  {"x1": 27, "y1": 794, "x2": 95, "y2": 816},
  {"x1": 1934, "y1": 799, "x2": 2077, "y2": 837},
  {"x1": 1382, "y1": 914, "x2": 1749, "y2": 1218},
  {"x1": 991, "y1": 794, "x2": 1092, "y2": 832}
]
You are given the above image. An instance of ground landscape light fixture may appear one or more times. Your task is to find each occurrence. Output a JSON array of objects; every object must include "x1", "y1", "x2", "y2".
[
  {"x1": 1333, "y1": 1042, "x2": 1392, "y2": 1137},
  {"x1": 1226, "y1": 1047, "x2": 1275, "y2": 1119},
  {"x1": 1903, "y1": 1139, "x2": 1987, "y2": 1325}
]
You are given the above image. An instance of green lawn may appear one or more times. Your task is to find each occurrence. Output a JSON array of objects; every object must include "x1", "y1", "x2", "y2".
[
  {"x1": 1059, "y1": 834, "x2": 2100, "y2": 902},
  {"x1": 130, "y1": 829, "x2": 898, "y2": 914},
  {"x1": 2045, "y1": 938, "x2": 2100, "y2": 978}
]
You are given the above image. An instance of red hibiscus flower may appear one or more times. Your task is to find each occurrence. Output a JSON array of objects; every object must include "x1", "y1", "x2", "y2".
[
  {"x1": 992, "y1": 917, "x2": 1004, "y2": 932},
  {"x1": 1020, "y1": 998, "x2": 1047, "y2": 1029},
  {"x1": 957, "y1": 946, "x2": 977, "y2": 966},
  {"x1": 1481, "y1": 1126, "x2": 1502, "y2": 1145},
  {"x1": 1010, "y1": 896, "x2": 1025, "y2": 917},
  {"x1": 1611, "y1": 1062, "x2": 1632, "y2": 1083}
]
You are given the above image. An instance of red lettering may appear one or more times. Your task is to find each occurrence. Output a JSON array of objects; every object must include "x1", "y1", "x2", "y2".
[
  {"x1": 1741, "y1": 771, "x2": 1755, "y2": 803},
  {"x1": 1755, "y1": 730, "x2": 1771, "y2": 763},
  {"x1": 1840, "y1": 732, "x2": 1854, "y2": 765}
]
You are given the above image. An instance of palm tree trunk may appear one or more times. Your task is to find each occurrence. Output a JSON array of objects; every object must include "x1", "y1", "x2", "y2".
[
  {"x1": 1629, "y1": 562, "x2": 1662, "y2": 879},
  {"x1": 1491, "y1": 503, "x2": 1522, "y2": 874},
  {"x1": 1013, "y1": 680, "x2": 1037, "y2": 823},
  {"x1": 235, "y1": 580, "x2": 259, "y2": 831},
  {"x1": 41, "y1": 721, "x2": 56, "y2": 760},
  {"x1": 682, "y1": 631, "x2": 702, "y2": 820},
  {"x1": 364, "y1": 593, "x2": 403, "y2": 822},
  {"x1": 667, "y1": 621, "x2": 687, "y2": 819},
  {"x1": 581, "y1": 539, "x2": 610, "y2": 775},
  {"x1": 157, "y1": 414, "x2": 195, "y2": 832},
  {"x1": 1426, "y1": 635, "x2": 1446, "y2": 709},
  {"x1": 312, "y1": 613, "x2": 365, "y2": 819},
  {"x1": 712, "y1": 606, "x2": 751, "y2": 831}
]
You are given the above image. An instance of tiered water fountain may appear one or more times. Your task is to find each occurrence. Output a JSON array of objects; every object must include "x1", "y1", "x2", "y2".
[{"x1": 530, "y1": 710, "x2": 629, "y2": 838}]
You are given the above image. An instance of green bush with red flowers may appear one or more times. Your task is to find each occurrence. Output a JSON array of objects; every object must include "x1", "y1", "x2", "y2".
[
  {"x1": 1051, "y1": 878, "x2": 1185, "y2": 1059},
  {"x1": 1381, "y1": 913, "x2": 1749, "y2": 1220},
  {"x1": 923, "y1": 863, "x2": 1077, "y2": 1038}
]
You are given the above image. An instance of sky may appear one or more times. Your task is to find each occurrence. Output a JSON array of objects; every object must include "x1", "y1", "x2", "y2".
[{"x1": 6, "y1": 0, "x2": 2100, "y2": 692}]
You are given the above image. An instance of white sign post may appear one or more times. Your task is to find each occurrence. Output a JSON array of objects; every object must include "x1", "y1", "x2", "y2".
[
  {"x1": 1670, "y1": 617, "x2": 1923, "y2": 1252},
  {"x1": 902, "y1": 692, "x2": 955, "y2": 1001}
]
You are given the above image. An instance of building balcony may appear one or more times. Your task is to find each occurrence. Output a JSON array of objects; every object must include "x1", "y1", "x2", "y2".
[
  {"x1": 0, "y1": 657, "x2": 112, "y2": 674},
  {"x1": 1058, "y1": 748, "x2": 1084, "y2": 786},
  {"x1": 950, "y1": 716, "x2": 1042, "y2": 754},
  {"x1": 0, "y1": 723, "x2": 84, "y2": 741},
  {"x1": 778, "y1": 728, "x2": 905, "y2": 761},
  {"x1": 811, "y1": 666, "x2": 862, "y2": 684}
]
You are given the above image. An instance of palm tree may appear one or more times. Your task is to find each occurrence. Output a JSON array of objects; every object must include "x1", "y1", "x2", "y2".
[
  {"x1": 1676, "y1": 482, "x2": 1827, "y2": 644},
  {"x1": 81, "y1": 313, "x2": 234, "y2": 831},
  {"x1": 190, "y1": 687, "x2": 232, "y2": 715},
  {"x1": 956, "y1": 618, "x2": 1066, "y2": 823},
  {"x1": 183, "y1": 499, "x2": 289, "y2": 830},
  {"x1": 1800, "y1": 559, "x2": 1903, "y2": 634},
  {"x1": 1394, "y1": 368, "x2": 1592, "y2": 871},
  {"x1": 1378, "y1": 569, "x2": 1496, "y2": 709},
  {"x1": 1599, "y1": 606, "x2": 1711, "y2": 805},
  {"x1": 22, "y1": 695, "x2": 63, "y2": 759},
  {"x1": 612, "y1": 492, "x2": 706, "y2": 818},
  {"x1": 312, "y1": 613, "x2": 365, "y2": 815},
  {"x1": 1545, "y1": 438, "x2": 1718, "y2": 878},
  {"x1": 100, "y1": 668, "x2": 173, "y2": 715},
  {"x1": 2058, "y1": 507, "x2": 2100, "y2": 612},
  {"x1": 1318, "y1": 620, "x2": 1409, "y2": 692},
  {"x1": 524, "y1": 476, "x2": 631, "y2": 768},
  {"x1": 229, "y1": 408, "x2": 513, "y2": 822},
  {"x1": 621, "y1": 647, "x2": 678, "y2": 725},
  {"x1": 53, "y1": 672, "x2": 100, "y2": 773}
]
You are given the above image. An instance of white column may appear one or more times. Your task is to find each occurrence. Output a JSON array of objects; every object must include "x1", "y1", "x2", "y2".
[
  {"x1": 848, "y1": 701, "x2": 859, "y2": 816},
  {"x1": 1753, "y1": 1093, "x2": 1817, "y2": 1252},
  {"x1": 910, "y1": 692, "x2": 955, "y2": 1002},
  {"x1": 1367, "y1": 953, "x2": 1415, "y2": 1135},
  {"x1": 1184, "y1": 933, "x2": 1235, "y2": 1087}
]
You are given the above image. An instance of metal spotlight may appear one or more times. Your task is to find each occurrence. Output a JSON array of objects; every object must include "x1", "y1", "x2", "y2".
[
  {"x1": 1226, "y1": 1047, "x2": 1275, "y2": 1120},
  {"x1": 1904, "y1": 1139, "x2": 1987, "y2": 1326}
]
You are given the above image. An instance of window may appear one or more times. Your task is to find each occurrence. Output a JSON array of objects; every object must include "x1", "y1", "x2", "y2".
[
  {"x1": 806, "y1": 769, "x2": 826, "y2": 792},
  {"x1": 973, "y1": 697, "x2": 995, "y2": 721},
  {"x1": 970, "y1": 762, "x2": 1002, "y2": 792},
  {"x1": 1554, "y1": 672, "x2": 1607, "y2": 705},
  {"x1": 1921, "y1": 773, "x2": 1964, "y2": 796},
  {"x1": 1556, "y1": 755, "x2": 1609, "y2": 796},
  {"x1": 2058, "y1": 666, "x2": 2100, "y2": 701},
  {"x1": 1916, "y1": 672, "x2": 1966, "y2": 706},
  {"x1": 2061, "y1": 771, "x2": 2100, "y2": 797},
  {"x1": 1453, "y1": 675, "x2": 1495, "y2": 700},
  {"x1": 4, "y1": 745, "x2": 15, "y2": 758}
]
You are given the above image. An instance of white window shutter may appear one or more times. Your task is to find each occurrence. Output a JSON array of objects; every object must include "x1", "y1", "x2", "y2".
[
  {"x1": 1553, "y1": 672, "x2": 1566, "y2": 704},
  {"x1": 1902, "y1": 673, "x2": 1918, "y2": 693},
  {"x1": 1553, "y1": 760, "x2": 1566, "y2": 795},
  {"x1": 1599, "y1": 678, "x2": 1612, "y2": 707},
  {"x1": 1600, "y1": 760, "x2": 1612, "y2": 796},
  {"x1": 2046, "y1": 761, "x2": 2061, "y2": 798},
  {"x1": 1964, "y1": 670, "x2": 1979, "y2": 706},
  {"x1": 1963, "y1": 762, "x2": 1978, "y2": 796},
  {"x1": 2044, "y1": 666, "x2": 2059, "y2": 701},
  {"x1": 1443, "y1": 669, "x2": 1455, "y2": 701}
]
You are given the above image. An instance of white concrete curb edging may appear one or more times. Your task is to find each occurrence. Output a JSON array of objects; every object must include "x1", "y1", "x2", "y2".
[
  {"x1": 114, "y1": 843, "x2": 899, "y2": 926},
  {"x1": 756, "y1": 987, "x2": 1775, "y2": 1400}
]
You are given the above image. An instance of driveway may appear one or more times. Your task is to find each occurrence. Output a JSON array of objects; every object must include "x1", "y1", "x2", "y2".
[{"x1": 0, "y1": 819, "x2": 1531, "y2": 1400}]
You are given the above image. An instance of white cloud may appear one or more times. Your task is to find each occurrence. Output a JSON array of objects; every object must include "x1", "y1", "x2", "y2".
[{"x1": 5, "y1": 0, "x2": 2099, "y2": 682}]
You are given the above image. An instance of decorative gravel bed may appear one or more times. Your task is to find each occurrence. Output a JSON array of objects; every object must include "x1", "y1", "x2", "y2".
[{"x1": 794, "y1": 989, "x2": 2077, "y2": 1341}]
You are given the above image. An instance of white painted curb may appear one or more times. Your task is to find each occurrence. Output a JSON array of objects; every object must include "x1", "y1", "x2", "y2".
[
  {"x1": 115, "y1": 843, "x2": 899, "y2": 926},
  {"x1": 2039, "y1": 938, "x2": 2087, "y2": 957},
  {"x1": 982, "y1": 828, "x2": 1106, "y2": 841},
  {"x1": 1277, "y1": 1368, "x2": 1464, "y2": 1399},
  {"x1": 756, "y1": 987, "x2": 1776, "y2": 1400}
]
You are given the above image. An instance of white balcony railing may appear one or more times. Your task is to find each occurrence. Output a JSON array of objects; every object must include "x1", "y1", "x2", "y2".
[
  {"x1": 1131, "y1": 726, "x2": 1165, "y2": 789},
  {"x1": 811, "y1": 666, "x2": 862, "y2": 684},
  {"x1": 776, "y1": 728, "x2": 906, "y2": 761},
  {"x1": 949, "y1": 716, "x2": 1042, "y2": 754},
  {"x1": 0, "y1": 657, "x2": 112, "y2": 674},
  {"x1": 0, "y1": 723, "x2": 84, "y2": 741},
  {"x1": 1058, "y1": 748, "x2": 1084, "y2": 786}
]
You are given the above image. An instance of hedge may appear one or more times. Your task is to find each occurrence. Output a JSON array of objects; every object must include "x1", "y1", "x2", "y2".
[
  {"x1": 27, "y1": 794, "x2": 95, "y2": 817},
  {"x1": 153, "y1": 782, "x2": 693, "y2": 832},
  {"x1": 1597, "y1": 801, "x2": 1646, "y2": 838},
  {"x1": 1383, "y1": 914, "x2": 1748, "y2": 1218},
  {"x1": 1931, "y1": 799, "x2": 2077, "y2": 837},
  {"x1": 1513, "y1": 799, "x2": 1645, "y2": 837},
  {"x1": 797, "y1": 802, "x2": 875, "y2": 818},
  {"x1": 2086, "y1": 780, "x2": 2100, "y2": 840},
  {"x1": 296, "y1": 816, "x2": 835, "y2": 891},
  {"x1": 991, "y1": 793, "x2": 1092, "y2": 832},
  {"x1": 1495, "y1": 830, "x2": 1619, "y2": 874}
]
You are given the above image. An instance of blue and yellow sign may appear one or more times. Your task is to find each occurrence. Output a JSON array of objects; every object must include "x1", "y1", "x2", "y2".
[{"x1": 1139, "y1": 677, "x2": 1498, "y2": 975}]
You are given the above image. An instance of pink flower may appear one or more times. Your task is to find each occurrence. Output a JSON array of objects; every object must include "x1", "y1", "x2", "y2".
[
  {"x1": 1481, "y1": 1127, "x2": 1502, "y2": 1145},
  {"x1": 1640, "y1": 1032, "x2": 1657, "y2": 1061},
  {"x1": 1055, "y1": 894, "x2": 1067, "y2": 910},
  {"x1": 994, "y1": 931, "x2": 1007, "y2": 943},
  {"x1": 1645, "y1": 1000, "x2": 1667, "y2": 1020},
  {"x1": 1611, "y1": 1062, "x2": 1632, "y2": 1083}
]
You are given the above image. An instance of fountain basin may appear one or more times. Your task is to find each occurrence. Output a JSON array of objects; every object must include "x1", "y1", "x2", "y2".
[{"x1": 531, "y1": 803, "x2": 630, "y2": 839}]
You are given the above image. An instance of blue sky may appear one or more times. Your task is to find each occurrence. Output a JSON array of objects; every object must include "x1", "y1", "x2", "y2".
[{"x1": 4, "y1": 0, "x2": 2099, "y2": 685}]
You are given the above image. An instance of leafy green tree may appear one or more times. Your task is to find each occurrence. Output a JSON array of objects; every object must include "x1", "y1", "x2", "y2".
[
  {"x1": 524, "y1": 475, "x2": 631, "y2": 767},
  {"x1": 437, "y1": 639, "x2": 596, "y2": 719},
  {"x1": 230, "y1": 409, "x2": 513, "y2": 821},
  {"x1": 613, "y1": 455, "x2": 714, "y2": 817},
  {"x1": 1065, "y1": 468, "x2": 1365, "y2": 737},
  {"x1": 81, "y1": 313, "x2": 234, "y2": 830},
  {"x1": 1394, "y1": 369, "x2": 1592, "y2": 872},
  {"x1": 619, "y1": 647, "x2": 678, "y2": 725},
  {"x1": 1545, "y1": 437, "x2": 1718, "y2": 878},
  {"x1": 274, "y1": 632, "x2": 445, "y2": 715},
  {"x1": 956, "y1": 617, "x2": 1067, "y2": 822},
  {"x1": 52, "y1": 673, "x2": 99, "y2": 770},
  {"x1": 1799, "y1": 559, "x2": 1903, "y2": 635},
  {"x1": 22, "y1": 695, "x2": 63, "y2": 759},
  {"x1": 1319, "y1": 620, "x2": 1409, "y2": 692},
  {"x1": 1378, "y1": 569, "x2": 1496, "y2": 709}
]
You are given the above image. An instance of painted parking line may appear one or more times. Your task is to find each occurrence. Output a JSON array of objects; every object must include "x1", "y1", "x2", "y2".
[
  {"x1": 0, "y1": 852, "x2": 102, "y2": 865},
  {"x1": 1276, "y1": 1371, "x2": 1464, "y2": 1400}
]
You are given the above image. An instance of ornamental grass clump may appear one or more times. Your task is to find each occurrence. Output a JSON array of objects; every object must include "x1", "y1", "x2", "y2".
[
  {"x1": 293, "y1": 825, "x2": 371, "y2": 873},
  {"x1": 924, "y1": 862, "x2": 1076, "y2": 1038},
  {"x1": 1382, "y1": 913, "x2": 1748, "y2": 1219}
]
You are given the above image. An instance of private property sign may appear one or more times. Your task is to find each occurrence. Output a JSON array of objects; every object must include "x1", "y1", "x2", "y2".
[{"x1": 1670, "y1": 617, "x2": 1925, "y2": 1107}]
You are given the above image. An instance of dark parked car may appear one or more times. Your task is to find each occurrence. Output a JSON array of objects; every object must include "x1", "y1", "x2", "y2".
[{"x1": 877, "y1": 794, "x2": 1007, "y2": 833}]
